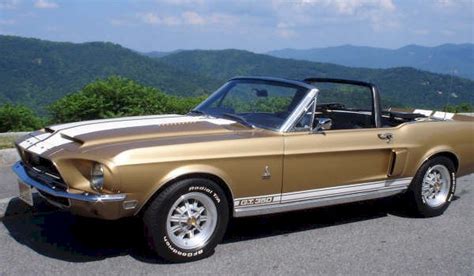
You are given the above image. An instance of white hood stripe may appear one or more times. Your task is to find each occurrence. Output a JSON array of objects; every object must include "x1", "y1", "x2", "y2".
[
  {"x1": 21, "y1": 115, "x2": 235, "y2": 155},
  {"x1": 48, "y1": 114, "x2": 181, "y2": 132}
]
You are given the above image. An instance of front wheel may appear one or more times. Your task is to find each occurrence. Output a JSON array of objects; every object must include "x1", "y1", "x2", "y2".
[
  {"x1": 404, "y1": 156, "x2": 456, "y2": 217},
  {"x1": 143, "y1": 178, "x2": 229, "y2": 262}
]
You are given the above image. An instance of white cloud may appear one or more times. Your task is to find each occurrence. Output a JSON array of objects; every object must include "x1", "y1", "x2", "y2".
[
  {"x1": 159, "y1": 0, "x2": 204, "y2": 5},
  {"x1": 138, "y1": 12, "x2": 181, "y2": 26},
  {"x1": 0, "y1": 0, "x2": 20, "y2": 10},
  {"x1": 441, "y1": 29, "x2": 455, "y2": 36},
  {"x1": 138, "y1": 10, "x2": 238, "y2": 27},
  {"x1": 284, "y1": 0, "x2": 396, "y2": 15},
  {"x1": 140, "y1": 12, "x2": 161, "y2": 25},
  {"x1": 0, "y1": 19, "x2": 15, "y2": 25},
  {"x1": 271, "y1": 0, "x2": 398, "y2": 33},
  {"x1": 34, "y1": 0, "x2": 58, "y2": 9},
  {"x1": 208, "y1": 13, "x2": 239, "y2": 26},
  {"x1": 276, "y1": 23, "x2": 297, "y2": 39},
  {"x1": 433, "y1": 0, "x2": 472, "y2": 11},
  {"x1": 45, "y1": 25, "x2": 60, "y2": 32},
  {"x1": 332, "y1": 0, "x2": 395, "y2": 15},
  {"x1": 412, "y1": 29, "x2": 430, "y2": 36},
  {"x1": 109, "y1": 19, "x2": 127, "y2": 26},
  {"x1": 162, "y1": 16, "x2": 181, "y2": 26},
  {"x1": 182, "y1": 11, "x2": 206, "y2": 25},
  {"x1": 435, "y1": 0, "x2": 456, "y2": 8}
]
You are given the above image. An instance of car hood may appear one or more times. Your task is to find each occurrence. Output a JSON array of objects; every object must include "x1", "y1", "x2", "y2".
[{"x1": 16, "y1": 114, "x2": 249, "y2": 156}]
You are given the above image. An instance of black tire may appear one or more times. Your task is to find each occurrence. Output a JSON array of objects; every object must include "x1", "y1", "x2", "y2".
[
  {"x1": 403, "y1": 156, "x2": 456, "y2": 217},
  {"x1": 142, "y1": 178, "x2": 229, "y2": 262}
]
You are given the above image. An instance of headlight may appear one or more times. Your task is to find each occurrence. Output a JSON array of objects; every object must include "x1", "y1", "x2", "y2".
[{"x1": 90, "y1": 163, "x2": 105, "y2": 191}]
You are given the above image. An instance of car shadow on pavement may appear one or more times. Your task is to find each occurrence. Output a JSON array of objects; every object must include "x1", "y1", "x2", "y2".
[
  {"x1": 0, "y1": 194, "x2": 446, "y2": 264},
  {"x1": 224, "y1": 196, "x2": 406, "y2": 244}
]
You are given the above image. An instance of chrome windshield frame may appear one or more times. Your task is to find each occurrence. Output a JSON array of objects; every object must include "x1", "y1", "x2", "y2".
[
  {"x1": 194, "y1": 76, "x2": 318, "y2": 133},
  {"x1": 279, "y1": 88, "x2": 319, "y2": 132}
]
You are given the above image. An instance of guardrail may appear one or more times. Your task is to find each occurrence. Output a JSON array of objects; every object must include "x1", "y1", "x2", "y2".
[{"x1": 0, "y1": 132, "x2": 28, "y2": 137}]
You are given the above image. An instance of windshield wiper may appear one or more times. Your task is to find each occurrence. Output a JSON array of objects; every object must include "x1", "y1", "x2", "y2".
[{"x1": 222, "y1": 113, "x2": 255, "y2": 128}]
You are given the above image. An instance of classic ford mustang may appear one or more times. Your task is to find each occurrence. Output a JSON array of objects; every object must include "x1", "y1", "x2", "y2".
[{"x1": 12, "y1": 77, "x2": 474, "y2": 262}]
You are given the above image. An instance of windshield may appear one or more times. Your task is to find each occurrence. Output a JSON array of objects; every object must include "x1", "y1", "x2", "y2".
[{"x1": 193, "y1": 79, "x2": 310, "y2": 131}]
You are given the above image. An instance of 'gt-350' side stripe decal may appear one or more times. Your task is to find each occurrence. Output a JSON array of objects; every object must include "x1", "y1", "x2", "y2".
[
  {"x1": 234, "y1": 194, "x2": 282, "y2": 207},
  {"x1": 234, "y1": 177, "x2": 412, "y2": 209}
]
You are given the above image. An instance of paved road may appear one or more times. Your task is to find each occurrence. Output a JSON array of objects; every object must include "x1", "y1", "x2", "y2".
[{"x1": 0, "y1": 173, "x2": 472, "y2": 275}]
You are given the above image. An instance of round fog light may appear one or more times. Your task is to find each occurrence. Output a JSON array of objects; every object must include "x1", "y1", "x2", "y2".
[{"x1": 90, "y1": 163, "x2": 105, "y2": 191}]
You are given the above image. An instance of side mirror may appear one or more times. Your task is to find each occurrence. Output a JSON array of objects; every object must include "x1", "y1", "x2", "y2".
[{"x1": 313, "y1": 118, "x2": 332, "y2": 132}]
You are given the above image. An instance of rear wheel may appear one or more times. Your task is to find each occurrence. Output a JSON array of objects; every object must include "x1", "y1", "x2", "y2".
[
  {"x1": 143, "y1": 178, "x2": 229, "y2": 262},
  {"x1": 404, "y1": 156, "x2": 456, "y2": 217}
]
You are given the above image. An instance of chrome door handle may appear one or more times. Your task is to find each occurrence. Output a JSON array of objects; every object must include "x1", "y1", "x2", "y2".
[{"x1": 378, "y1": 133, "x2": 393, "y2": 143}]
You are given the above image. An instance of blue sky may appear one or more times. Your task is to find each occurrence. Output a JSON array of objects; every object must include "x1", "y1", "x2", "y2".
[{"x1": 0, "y1": 0, "x2": 472, "y2": 52}]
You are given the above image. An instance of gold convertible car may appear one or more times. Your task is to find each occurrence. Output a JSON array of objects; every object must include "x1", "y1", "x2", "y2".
[{"x1": 13, "y1": 77, "x2": 474, "y2": 262}]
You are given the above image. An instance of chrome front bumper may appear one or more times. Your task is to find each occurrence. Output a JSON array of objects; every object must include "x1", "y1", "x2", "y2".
[{"x1": 12, "y1": 161, "x2": 126, "y2": 203}]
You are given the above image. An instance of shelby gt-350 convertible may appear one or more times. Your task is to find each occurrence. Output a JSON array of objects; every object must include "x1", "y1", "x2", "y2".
[{"x1": 12, "y1": 77, "x2": 474, "y2": 262}]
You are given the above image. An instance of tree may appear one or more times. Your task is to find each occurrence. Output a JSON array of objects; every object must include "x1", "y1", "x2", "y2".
[
  {"x1": 49, "y1": 76, "x2": 204, "y2": 123},
  {"x1": 444, "y1": 103, "x2": 473, "y2": 113},
  {"x1": 0, "y1": 104, "x2": 43, "y2": 132}
]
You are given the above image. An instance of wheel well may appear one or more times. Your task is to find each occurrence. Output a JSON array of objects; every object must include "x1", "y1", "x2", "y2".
[
  {"x1": 428, "y1": 152, "x2": 459, "y2": 172},
  {"x1": 139, "y1": 173, "x2": 234, "y2": 216}
]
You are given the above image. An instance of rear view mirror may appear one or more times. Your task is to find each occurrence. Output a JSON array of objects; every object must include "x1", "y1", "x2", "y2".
[{"x1": 255, "y1": 89, "x2": 268, "y2": 97}]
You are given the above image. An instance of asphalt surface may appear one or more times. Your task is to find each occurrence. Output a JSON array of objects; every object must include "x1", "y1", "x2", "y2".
[
  {"x1": 0, "y1": 169, "x2": 473, "y2": 275},
  {"x1": 0, "y1": 149, "x2": 20, "y2": 200}
]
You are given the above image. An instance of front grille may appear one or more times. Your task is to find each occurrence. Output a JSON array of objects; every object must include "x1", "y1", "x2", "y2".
[
  {"x1": 21, "y1": 151, "x2": 68, "y2": 191},
  {"x1": 22, "y1": 151, "x2": 61, "y2": 178}
]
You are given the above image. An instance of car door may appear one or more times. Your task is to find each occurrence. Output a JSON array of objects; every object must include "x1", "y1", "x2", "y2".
[
  {"x1": 281, "y1": 79, "x2": 402, "y2": 202},
  {"x1": 282, "y1": 128, "x2": 395, "y2": 195}
]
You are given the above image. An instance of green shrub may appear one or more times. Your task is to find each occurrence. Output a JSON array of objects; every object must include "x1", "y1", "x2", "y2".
[
  {"x1": 0, "y1": 104, "x2": 44, "y2": 132},
  {"x1": 49, "y1": 76, "x2": 205, "y2": 123},
  {"x1": 443, "y1": 103, "x2": 473, "y2": 113}
]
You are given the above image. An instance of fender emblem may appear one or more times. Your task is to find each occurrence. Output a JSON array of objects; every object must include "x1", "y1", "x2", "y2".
[{"x1": 262, "y1": 165, "x2": 271, "y2": 180}]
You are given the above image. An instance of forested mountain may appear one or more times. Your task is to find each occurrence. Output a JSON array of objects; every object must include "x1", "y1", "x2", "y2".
[
  {"x1": 142, "y1": 51, "x2": 172, "y2": 58},
  {"x1": 160, "y1": 49, "x2": 474, "y2": 109},
  {"x1": 267, "y1": 44, "x2": 474, "y2": 80},
  {"x1": 1, "y1": 35, "x2": 472, "y2": 112},
  {"x1": 0, "y1": 35, "x2": 219, "y2": 111}
]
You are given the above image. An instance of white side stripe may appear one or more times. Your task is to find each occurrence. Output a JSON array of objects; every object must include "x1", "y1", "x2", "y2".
[{"x1": 234, "y1": 177, "x2": 412, "y2": 208}]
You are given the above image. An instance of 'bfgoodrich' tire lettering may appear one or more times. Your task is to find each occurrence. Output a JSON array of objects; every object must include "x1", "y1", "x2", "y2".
[{"x1": 143, "y1": 178, "x2": 229, "y2": 262}]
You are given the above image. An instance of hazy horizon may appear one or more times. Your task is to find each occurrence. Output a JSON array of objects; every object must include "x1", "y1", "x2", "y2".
[
  {"x1": 3, "y1": 34, "x2": 473, "y2": 54},
  {"x1": 1, "y1": 0, "x2": 472, "y2": 53}
]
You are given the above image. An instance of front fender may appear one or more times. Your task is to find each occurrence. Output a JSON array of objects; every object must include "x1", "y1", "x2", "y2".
[{"x1": 136, "y1": 164, "x2": 235, "y2": 215}]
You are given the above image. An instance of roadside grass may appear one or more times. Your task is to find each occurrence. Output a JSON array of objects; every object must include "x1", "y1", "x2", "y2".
[{"x1": 0, "y1": 135, "x2": 17, "y2": 149}]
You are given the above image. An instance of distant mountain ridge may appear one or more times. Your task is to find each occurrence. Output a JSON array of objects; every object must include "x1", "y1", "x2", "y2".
[
  {"x1": 0, "y1": 35, "x2": 219, "y2": 111},
  {"x1": 0, "y1": 35, "x2": 472, "y2": 113},
  {"x1": 142, "y1": 51, "x2": 171, "y2": 58},
  {"x1": 267, "y1": 44, "x2": 474, "y2": 80},
  {"x1": 161, "y1": 49, "x2": 473, "y2": 108}
]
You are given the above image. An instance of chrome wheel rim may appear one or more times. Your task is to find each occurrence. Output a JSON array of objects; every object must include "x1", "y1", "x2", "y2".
[
  {"x1": 166, "y1": 192, "x2": 217, "y2": 250},
  {"x1": 422, "y1": 165, "x2": 451, "y2": 208}
]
